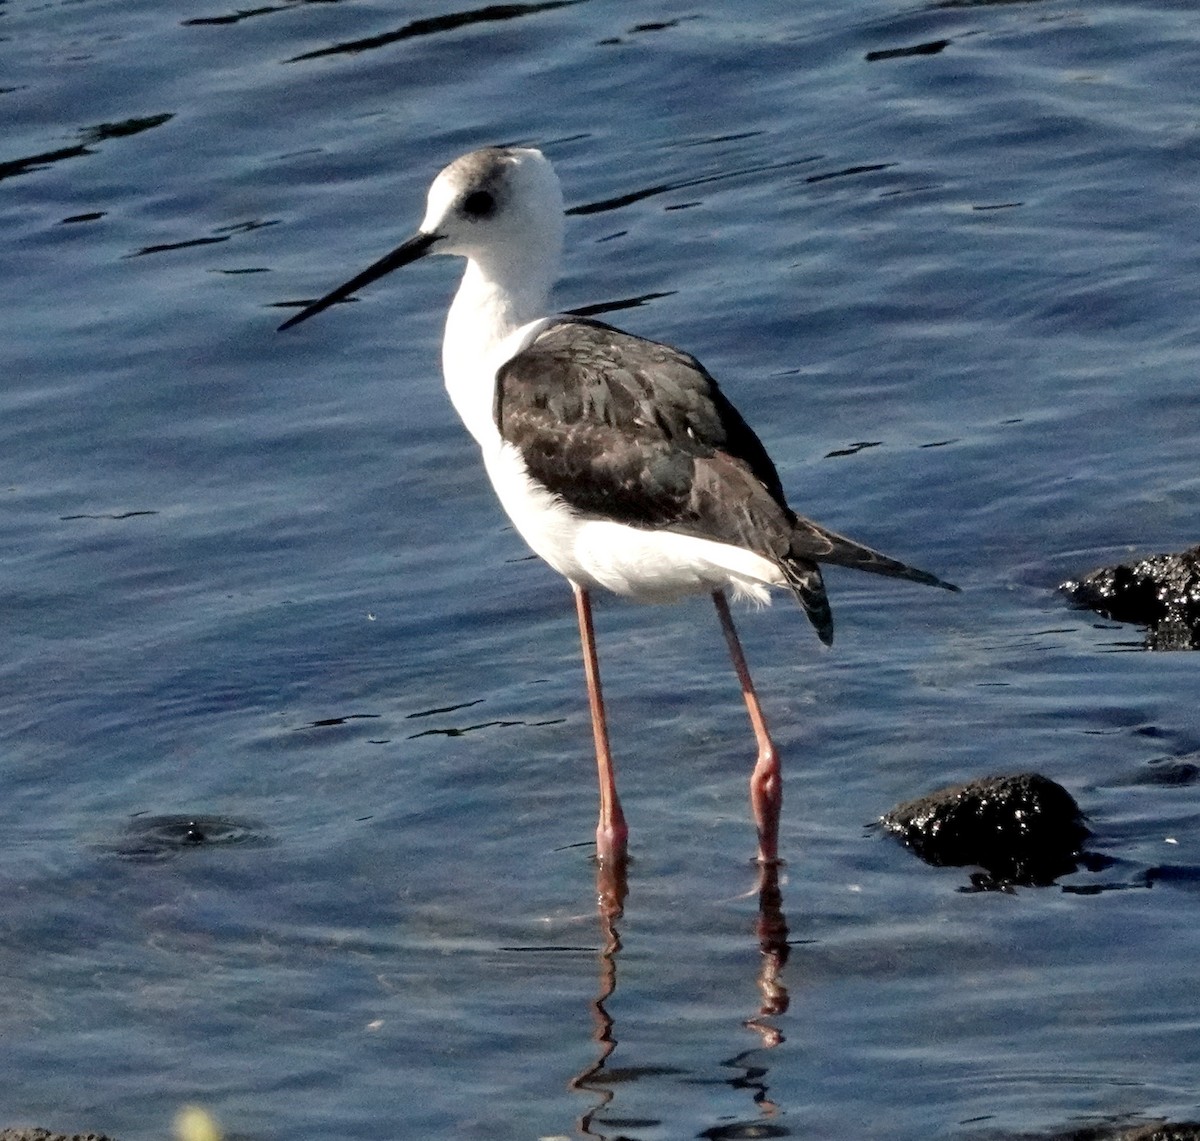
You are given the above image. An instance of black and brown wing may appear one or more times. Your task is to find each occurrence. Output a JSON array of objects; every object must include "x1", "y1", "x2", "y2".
[{"x1": 494, "y1": 317, "x2": 954, "y2": 644}]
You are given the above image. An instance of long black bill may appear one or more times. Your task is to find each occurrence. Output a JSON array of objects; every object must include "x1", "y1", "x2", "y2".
[{"x1": 277, "y1": 230, "x2": 441, "y2": 331}]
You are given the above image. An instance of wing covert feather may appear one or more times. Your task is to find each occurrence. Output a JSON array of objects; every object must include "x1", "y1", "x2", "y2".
[{"x1": 494, "y1": 318, "x2": 790, "y2": 540}]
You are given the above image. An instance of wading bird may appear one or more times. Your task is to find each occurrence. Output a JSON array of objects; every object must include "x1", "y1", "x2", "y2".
[{"x1": 279, "y1": 146, "x2": 956, "y2": 868}]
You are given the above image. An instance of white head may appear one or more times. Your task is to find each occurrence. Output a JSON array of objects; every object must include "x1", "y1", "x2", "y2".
[
  {"x1": 420, "y1": 147, "x2": 564, "y2": 284},
  {"x1": 278, "y1": 145, "x2": 565, "y2": 333}
]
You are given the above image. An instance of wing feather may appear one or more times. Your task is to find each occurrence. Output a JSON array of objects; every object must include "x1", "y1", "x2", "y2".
[{"x1": 494, "y1": 317, "x2": 789, "y2": 534}]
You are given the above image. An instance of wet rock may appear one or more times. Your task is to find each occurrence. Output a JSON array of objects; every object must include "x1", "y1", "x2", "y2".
[
  {"x1": 0, "y1": 1130, "x2": 118, "y2": 1141},
  {"x1": 1060, "y1": 545, "x2": 1200, "y2": 649},
  {"x1": 1036, "y1": 1120, "x2": 1200, "y2": 1140},
  {"x1": 880, "y1": 773, "x2": 1090, "y2": 888}
]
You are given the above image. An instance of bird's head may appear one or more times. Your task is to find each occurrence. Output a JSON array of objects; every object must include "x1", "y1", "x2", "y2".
[{"x1": 278, "y1": 145, "x2": 564, "y2": 332}]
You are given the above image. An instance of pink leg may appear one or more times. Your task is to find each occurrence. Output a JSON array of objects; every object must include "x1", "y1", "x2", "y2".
[
  {"x1": 573, "y1": 583, "x2": 629, "y2": 866},
  {"x1": 713, "y1": 590, "x2": 782, "y2": 865}
]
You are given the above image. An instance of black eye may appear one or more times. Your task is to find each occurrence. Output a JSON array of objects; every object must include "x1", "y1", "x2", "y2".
[{"x1": 461, "y1": 190, "x2": 496, "y2": 218}]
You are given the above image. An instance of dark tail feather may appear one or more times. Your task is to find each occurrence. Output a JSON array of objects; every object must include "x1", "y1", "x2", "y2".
[
  {"x1": 791, "y1": 518, "x2": 959, "y2": 594},
  {"x1": 779, "y1": 558, "x2": 835, "y2": 646}
]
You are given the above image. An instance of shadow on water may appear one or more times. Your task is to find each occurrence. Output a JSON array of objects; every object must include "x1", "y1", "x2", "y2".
[
  {"x1": 0, "y1": 113, "x2": 173, "y2": 183},
  {"x1": 565, "y1": 155, "x2": 822, "y2": 217},
  {"x1": 283, "y1": 1, "x2": 585, "y2": 63},
  {"x1": 571, "y1": 862, "x2": 793, "y2": 1140}
]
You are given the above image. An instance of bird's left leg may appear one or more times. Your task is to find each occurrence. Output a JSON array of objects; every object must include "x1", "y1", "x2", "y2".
[{"x1": 712, "y1": 590, "x2": 782, "y2": 865}]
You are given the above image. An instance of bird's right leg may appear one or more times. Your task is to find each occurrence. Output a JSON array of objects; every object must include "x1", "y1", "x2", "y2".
[{"x1": 573, "y1": 582, "x2": 629, "y2": 867}]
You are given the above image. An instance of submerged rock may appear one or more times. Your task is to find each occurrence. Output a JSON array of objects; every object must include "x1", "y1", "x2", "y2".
[
  {"x1": 100, "y1": 814, "x2": 273, "y2": 862},
  {"x1": 881, "y1": 773, "x2": 1089, "y2": 888},
  {"x1": 1060, "y1": 545, "x2": 1200, "y2": 649},
  {"x1": 1116, "y1": 754, "x2": 1200, "y2": 787}
]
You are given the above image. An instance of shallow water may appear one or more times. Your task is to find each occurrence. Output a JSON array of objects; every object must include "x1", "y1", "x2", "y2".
[{"x1": 3, "y1": 1, "x2": 1200, "y2": 1138}]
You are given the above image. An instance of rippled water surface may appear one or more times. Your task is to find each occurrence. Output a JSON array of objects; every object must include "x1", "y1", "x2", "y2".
[{"x1": 4, "y1": 1, "x2": 1200, "y2": 1138}]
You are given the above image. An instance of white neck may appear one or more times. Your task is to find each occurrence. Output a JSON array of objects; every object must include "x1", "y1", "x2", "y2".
[{"x1": 441, "y1": 250, "x2": 557, "y2": 450}]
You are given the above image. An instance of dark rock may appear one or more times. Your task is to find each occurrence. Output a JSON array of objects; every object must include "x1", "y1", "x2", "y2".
[
  {"x1": 1123, "y1": 1127, "x2": 1200, "y2": 1141},
  {"x1": 880, "y1": 773, "x2": 1089, "y2": 887},
  {"x1": 1038, "y1": 1121, "x2": 1200, "y2": 1140},
  {"x1": 1060, "y1": 545, "x2": 1200, "y2": 649},
  {"x1": 0, "y1": 1130, "x2": 118, "y2": 1141}
]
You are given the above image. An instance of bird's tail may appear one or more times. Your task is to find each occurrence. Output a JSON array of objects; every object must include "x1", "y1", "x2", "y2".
[
  {"x1": 779, "y1": 519, "x2": 959, "y2": 645},
  {"x1": 791, "y1": 517, "x2": 959, "y2": 593},
  {"x1": 778, "y1": 557, "x2": 835, "y2": 647}
]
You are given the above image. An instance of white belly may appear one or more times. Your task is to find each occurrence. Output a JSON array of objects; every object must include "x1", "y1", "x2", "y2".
[{"x1": 482, "y1": 441, "x2": 784, "y2": 604}]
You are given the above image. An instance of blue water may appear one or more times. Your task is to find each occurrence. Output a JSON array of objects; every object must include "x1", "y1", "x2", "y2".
[{"x1": 4, "y1": 1, "x2": 1200, "y2": 1138}]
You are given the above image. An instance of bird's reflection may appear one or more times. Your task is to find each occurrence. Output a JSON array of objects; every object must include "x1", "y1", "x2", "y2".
[
  {"x1": 570, "y1": 859, "x2": 791, "y2": 1139},
  {"x1": 746, "y1": 862, "x2": 790, "y2": 1048},
  {"x1": 569, "y1": 859, "x2": 626, "y2": 1137}
]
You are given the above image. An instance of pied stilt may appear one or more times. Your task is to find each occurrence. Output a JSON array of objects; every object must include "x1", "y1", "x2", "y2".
[{"x1": 279, "y1": 146, "x2": 957, "y2": 868}]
